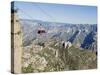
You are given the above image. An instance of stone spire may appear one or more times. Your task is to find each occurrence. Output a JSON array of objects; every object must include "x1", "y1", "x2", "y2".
[{"x1": 11, "y1": 5, "x2": 23, "y2": 73}]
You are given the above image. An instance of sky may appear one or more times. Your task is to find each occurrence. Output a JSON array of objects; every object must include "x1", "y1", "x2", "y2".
[{"x1": 13, "y1": 1, "x2": 97, "y2": 24}]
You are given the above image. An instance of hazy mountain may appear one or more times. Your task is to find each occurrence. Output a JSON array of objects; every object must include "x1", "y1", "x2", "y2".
[{"x1": 19, "y1": 19, "x2": 97, "y2": 51}]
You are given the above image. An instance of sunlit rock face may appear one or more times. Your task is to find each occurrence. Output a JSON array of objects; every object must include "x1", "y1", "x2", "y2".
[{"x1": 11, "y1": 13, "x2": 23, "y2": 73}]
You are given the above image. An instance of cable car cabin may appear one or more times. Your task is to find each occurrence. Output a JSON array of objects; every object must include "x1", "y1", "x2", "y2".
[{"x1": 37, "y1": 30, "x2": 46, "y2": 35}]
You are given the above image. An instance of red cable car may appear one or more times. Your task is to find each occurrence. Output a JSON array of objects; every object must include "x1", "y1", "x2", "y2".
[{"x1": 37, "y1": 23, "x2": 46, "y2": 35}]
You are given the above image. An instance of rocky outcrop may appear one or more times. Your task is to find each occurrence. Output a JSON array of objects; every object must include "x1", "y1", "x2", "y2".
[
  {"x1": 11, "y1": 10, "x2": 23, "y2": 73},
  {"x1": 21, "y1": 39, "x2": 97, "y2": 73}
]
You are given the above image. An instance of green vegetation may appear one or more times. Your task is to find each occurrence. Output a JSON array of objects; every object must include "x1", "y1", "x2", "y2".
[
  {"x1": 22, "y1": 42, "x2": 97, "y2": 73},
  {"x1": 66, "y1": 46, "x2": 97, "y2": 70},
  {"x1": 22, "y1": 64, "x2": 34, "y2": 73},
  {"x1": 37, "y1": 42, "x2": 45, "y2": 47}
]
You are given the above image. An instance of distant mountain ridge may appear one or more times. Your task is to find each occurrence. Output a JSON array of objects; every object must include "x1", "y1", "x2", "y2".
[{"x1": 19, "y1": 19, "x2": 97, "y2": 51}]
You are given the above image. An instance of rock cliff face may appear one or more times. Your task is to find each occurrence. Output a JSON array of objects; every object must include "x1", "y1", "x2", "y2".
[
  {"x1": 11, "y1": 11, "x2": 23, "y2": 73},
  {"x1": 81, "y1": 31, "x2": 97, "y2": 51}
]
